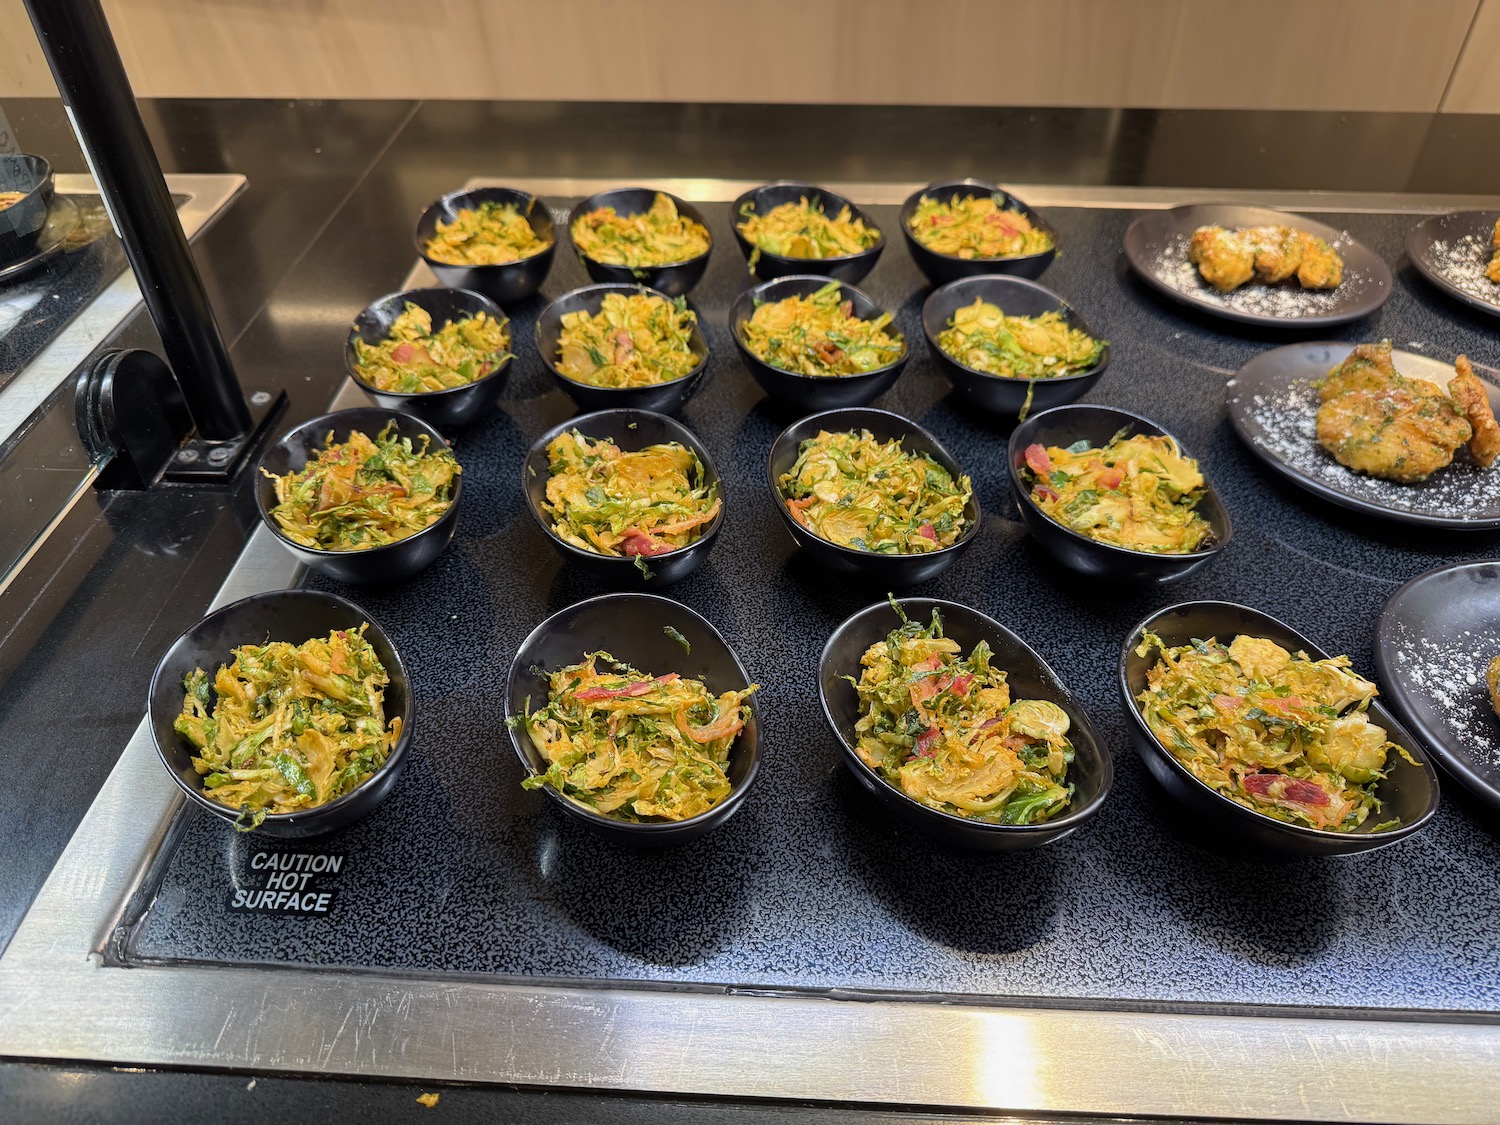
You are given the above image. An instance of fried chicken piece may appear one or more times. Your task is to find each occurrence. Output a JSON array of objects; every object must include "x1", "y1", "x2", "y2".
[
  {"x1": 1487, "y1": 218, "x2": 1500, "y2": 284},
  {"x1": 1488, "y1": 654, "x2": 1500, "y2": 716},
  {"x1": 1247, "y1": 225, "x2": 1304, "y2": 284},
  {"x1": 1190, "y1": 226, "x2": 1254, "y2": 292},
  {"x1": 1449, "y1": 354, "x2": 1500, "y2": 468},
  {"x1": 1295, "y1": 232, "x2": 1343, "y2": 289}
]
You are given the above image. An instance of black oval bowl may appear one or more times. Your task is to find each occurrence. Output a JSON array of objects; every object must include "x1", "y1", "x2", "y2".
[
  {"x1": 255, "y1": 407, "x2": 462, "y2": 585},
  {"x1": 567, "y1": 187, "x2": 713, "y2": 297},
  {"x1": 899, "y1": 179, "x2": 1059, "y2": 285},
  {"x1": 148, "y1": 589, "x2": 413, "y2": 838},
  {"x1": 766, "y1": 407, "x2": 981, "y2": 586},
  {"x1": 521, "y1": 408, "x2": 725, "y2": 586},
  {"x1": 819, "y1": 598, "x2": 1111, "y2": 851},
  {"x1": 0, "y1": 154, "x2": 54, "y2": 267},
  {"x1": 729, "y1": 275, "x2": 909, "y2": 414},
  {"x1": 345, "y1": 287, "x2": 512, "y2": 432},
  {"x1": 505, "y1": 593, "x2": 761, "y2": 847},
  {"x1": 729, "y1": 181, "x2": 884, "y2": 283},
  {"x1": 414, "y1": 186, "x2": 556, "y2": 305},
  {"x1": 922, "y1": 275, "x2": 1110, "y2": 419},
  {"x1": 1120, "y1": 600, "x2": 1440, "y2": 857},
  {"x1": 1007, "y1": 404, "x2": 1232, "y2": 584},
  {"x1": 534, "y1": 282, "x2": 711, "y2": 414}
]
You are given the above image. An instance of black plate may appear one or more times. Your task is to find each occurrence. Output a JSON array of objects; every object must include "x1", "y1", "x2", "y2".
[
  {"x1": 505, "y1": 593, "x2": 762, "y2": 848},
  {"x1": 148, "y1": 590, "x2": 414, "y2": 838},
  {"x1": 819, "y1": 597, "x2": 1112, "y2": 851},
  {"x1": 729, "y1": 181, "x2": 884, "y2": 284},
  {"x1": 1006, "y1": 404, "x2": 1232, "y2": 583},
  {"x1": 1120, "y1": 600, "x2": 1440, "y2": 857},
  {"x1": 0, "y1": 195, "x2": 79, "y2": 285},
  {"x1": 1226, "y1": 341, "x2": 1500, "y2": 529},
  {"x1": 1406, "y1": 210, "x2": 1500, "y2": 319},
  {"x1": 898, "y1": 179, "x2": 1058, "y2": 285},
  {"x1": 1124, "y1": 203, "x2": 1392, "y2": 327},
  {"x1": 567, "y1": 186, "x2": 713, "y2": 297},
  {"x1": 520, "y1": 408, "x2": 725, "y2": 586},
  {"x1": 1375, "y1": 561, "x2": 1500, "y2": 818}
]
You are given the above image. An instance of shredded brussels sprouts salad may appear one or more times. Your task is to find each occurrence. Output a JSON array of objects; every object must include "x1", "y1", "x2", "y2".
[
  {"x1": 737, "y1": 196, "x2": 879, "y2": 270},
  {"x1": 424, "y1": 199, "x2": 551, "y2": 266},
  {"x1": 937, "y1": 299, "x2": 1103, "y2": 381},
  {"x1": 571, "y1": 192, "x2": 710, "y2": 268},
  {"x1": 352, "y1": 301, "x2": 510, "y2": 394},
  {"x1": 555, "y1": 291, "x2": 699, "y2": 388},
  {"x1": 909, "y1": 194, "x2": 1054, "y2": 259},
  {"x1": 741, "y1": 280, "x2": 903, "y2": 377}
]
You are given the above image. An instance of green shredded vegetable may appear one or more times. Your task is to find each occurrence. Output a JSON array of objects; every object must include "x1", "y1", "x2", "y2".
[
  {"x1": 740, "y1": 280, "x2": 902, "y2": 376},
  {"x1": 423, "y1": 199, "x2": 551, "y2": 266},
  {"x1": 555, "y1": 291, "x2": 699, "y2": 388},
  {"x1": 737, "y1": 196, "x2": 879, "y2": 269},
  {"x1": 351, "y1": 301, "x2": 510, "y2": 394},
  {"x1": 937, "y1": 299, "x2": 1104, "y2": 380},
  {"x1": 908, "y1": 193, "x2": 1054, "y2": 259},
  {"x1": 571, "y1": 192, "x2": 710, "y2": 268}
]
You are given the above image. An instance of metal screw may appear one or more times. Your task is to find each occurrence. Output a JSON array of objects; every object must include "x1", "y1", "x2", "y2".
[
  {"x1": 207, "y1": 446, "x2": 235, "y2": 465},
  {"x1": 250, "y1": 390, "x2": 271, "y2": 406},
  {"x1": 176, "y1": 448, "x2": 200, "y2": 464}
]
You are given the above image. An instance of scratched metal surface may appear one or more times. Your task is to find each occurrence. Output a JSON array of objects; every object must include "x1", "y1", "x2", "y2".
[{"x1": 125, "y1": 201, "x2": 1500, "y2": 1013}]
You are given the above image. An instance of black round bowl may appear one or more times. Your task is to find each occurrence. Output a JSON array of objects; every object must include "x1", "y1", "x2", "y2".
[
  {"x1": 256, "y1": 407, "x2": 463, "y2": 584},
  {"x1": 767, "y1": 407, "x2": 981, "y2": 586},
  {"x1": 414, "y1": 186, "x2": 556, "y2": 305},
  {"x1": 345, "y1": 287, "x2": 512, "y2": 432},
  {"x1": 729, "y1": 275, "x2": 909, "y2": 415},
  {"x1": 148, "y1": 589, "x2": 413, "y2": 838},
  {"x1": 567, "y1": 186, "x2": 713, "y2": 297},
  {"x1": 0, "y1": 154, "x2": 54, "y2": 267},
  {"x1": 1006, "y1": 404, "x2": 1232, "y2": 584},
  {"x1": 899, "y1": 179, "x2": 1059, "y2": 285},
  {"x1": 922, "y1": 275, "x2": 1110, "y2": 419},
  {"x1": 729, "y1": 181, "x2": 884, "y2": 283},
  {"x1": 819, "y1": 597, "x2": 1111, "y2": 850},
  {"x1": 521, "y1": 408, "x2": 725, "y2": 586},
  {"x1": 505, "y1": 593, "x2": 761, "y2": 847},
  {"x1": 535, "y1": 282, "x2": 711, "y2": 414},
  {"x1": 1120, "y1": 600, "x2": 1440, "y2": 857}
]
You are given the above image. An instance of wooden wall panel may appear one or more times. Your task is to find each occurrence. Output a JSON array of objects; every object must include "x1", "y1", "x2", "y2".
[{"x1": 1443, "y1": 0, "x2": 1500, "y2": 112}]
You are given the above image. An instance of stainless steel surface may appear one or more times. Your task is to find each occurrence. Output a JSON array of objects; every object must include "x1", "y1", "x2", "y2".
[{"x1": 5, "y1": 180, "x2": 1500, "y2": 1122}]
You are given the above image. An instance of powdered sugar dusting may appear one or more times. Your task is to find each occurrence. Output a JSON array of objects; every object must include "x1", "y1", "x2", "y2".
[
  {"x1": 1425, "y1": 233, "x2": 1500, "y2": 308},
  {"x1": 1150, "y1": 232, "x2": 1370, "y2": 319},
  {"x1": 1389, "y1": 622, "x2": 1500, "y2": 769}
]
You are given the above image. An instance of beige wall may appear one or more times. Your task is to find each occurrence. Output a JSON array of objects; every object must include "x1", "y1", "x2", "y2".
[{"x1": 3, "y1": 0, "x2": 1498, "y2": 112}]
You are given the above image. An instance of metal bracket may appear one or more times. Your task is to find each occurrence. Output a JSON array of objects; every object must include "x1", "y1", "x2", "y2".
[{"x1": 161, "y1": 386, "x2": 286, "y2": 484}]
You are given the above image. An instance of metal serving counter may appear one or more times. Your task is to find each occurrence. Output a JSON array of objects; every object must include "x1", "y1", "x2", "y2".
[{"x1": 5, "y1": 180, "x2": 1500, "y2": 1123}]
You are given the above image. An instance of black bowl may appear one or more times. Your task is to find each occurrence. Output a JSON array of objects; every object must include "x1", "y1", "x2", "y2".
[
  {"x1": 534, "y1": 282, "x2": 711, "y2": 414},
  {"x1": 729, "y1": 181, "x2": 884, "y2": 283},
  {"x1": 899, "y1": 179, "x2": 1059, "y2": 285},
  {"x1": 1007, "y1": 404, "x2": 1232, "y2": 584},
  {"x1": 505, "y1": 593, "x2": 761, "y2": 847},
  {"x1": 148, "y1": 590, "x2": 413, "y2": 838},
  {"x1": 767, "y1": 407, "x2": 981, "y2": 586},
  {"x1": 922, "y1": 275, "x2": 1110, "y2": 419},
  {"x1": 345, "y1": 287, "x2": 512, "y2": 432},
  {"x1": 819, "y1": 598, "x2": 1111, "y2": 850},
  {"x1": 1120, "y1": 600, "x2": 1441, "y2": 857},
  {"x1": 521, "y1": 408, "x2": 725, "y2": 586},
  {"x1": 414, "y1": 186, "x2": 556, "y2": 305},
  {"x1": 0, "y1": 154, "x2": 54, "y2": 267},
  {"x1": 567, "y1": 187, "x2": 712, "y2": 297},
  {"x1": 256, "y1": 407, "x2": 462, "y2": 584},
  {"x1": 729, "y1": 275, "x2": 909, "y2": 415}
]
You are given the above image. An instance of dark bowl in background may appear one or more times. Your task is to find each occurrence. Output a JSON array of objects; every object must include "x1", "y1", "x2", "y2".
[
  {"x1": 819, "y1": 597, "x2": 1112, "y2": 850},
  {"x1": 899, "y1": 179, "x2": 1059, "y2": 285},
  {"x1": 0, "y1": 153, "x2": 54, "y2": 267},
  {"x1": 567, "y1": 186, "x2": 713, "y2": 296},
  {"x1": 148, "y1": 589, "x2": 413, "y2": 838},
  {"x1": 534, "y1": 282, "x2": 711, "y2": 414},
  {"x1": 1119, "y1": 600, "x2": 1441, "y2": 857},
  {"x1": 505, "y1": 593, "x2": 761, "y2": 847},
  {"x1": 921, "y1": 275, "x2": 1110, "y2": 419},
  {"x1": 766, "y1": 407, "x2": 981, "y2": 586},
  {"x1": 521, "y1": 408, "x2": 725, "y2": 586},
  {"x1": 728, "y1": 275, "x2": 909, "y2": 415},
  {"x1": 729, "y1": 181, "x2": 885, "y2": 283},
  {"x1": 414, "y1": 186, "x2": 556, "y2": 305},
  {"x1": 1006, "y1": 404, "x2": 1232, "y2": 584},
  {"x1": 345, "y1": 286, "x2": 512, "y2": 432},
  {"x1": 256, "y1": 407, "x2": 462, "y2": 584}
]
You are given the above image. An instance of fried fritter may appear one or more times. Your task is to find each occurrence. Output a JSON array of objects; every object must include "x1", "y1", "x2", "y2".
[
  {"x1": 1487, "y1": 654, "x2": 1500, "y2": 716},
  {"x1": 1487, "y1": 217, "x2": 1500, "y2": 285},
  {"x1": 1189, "y1": 226, "x2": 1254, "y2": 292},
  {"x1": 1449, "y1": 354, "x2": 1500, "y2": 468},
  {"x1": 1295, "y1": 233, "x2": 1343, "y2": 289},
  {"x1": 1189, "y1": 224, "x2": 1343, "y2": 292},
  {"x1": 1248, "y1": 225, "x2": 1304, "y2": 283}
]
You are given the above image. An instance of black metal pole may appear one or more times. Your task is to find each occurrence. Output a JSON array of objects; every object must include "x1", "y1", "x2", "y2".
[{"x1": 23, "y1": 0, "x2": 251, "y2": 440}]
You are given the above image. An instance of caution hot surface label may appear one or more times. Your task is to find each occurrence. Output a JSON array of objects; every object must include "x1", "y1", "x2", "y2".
[{"x1": 228, "y1": 850, "x2": 344, "y2": 915}]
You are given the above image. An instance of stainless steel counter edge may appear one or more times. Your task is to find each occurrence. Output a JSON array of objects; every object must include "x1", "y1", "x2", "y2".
[{"x1": 5, "y1": 188, "x2": 1500, "y2": 1122}]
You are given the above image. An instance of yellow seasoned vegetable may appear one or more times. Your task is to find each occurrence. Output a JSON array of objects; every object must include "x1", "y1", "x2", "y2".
[
  {"x1": 571, "y1": 192, "x2": 710, "y2": 267},
  {"x1": 351, "y1": 301, "x2": 510, "y2": 394},
  {"x1": 1135, "y1": 630, "x2": 1410, "y2": 831},
  {"x1": 853, "y1": 599, "x2": 1073, "y2": 824},
  {"x1": 1020, "y1": 431, "x2": 1212, "y2": 554},
  {"x1": 908, "y1": 194, "x2": 1054, "y2": 259},
  {"x1": 740, "y1": 280, "x2": 902, "y2": 377},
  {"x1": 737, "y1": 196, "x2": 879, "y2": 267},
  {"x1": 424, "y1": 199, "x2": 551, "y2": 266},
  {"x1": 517, "y1": 652, "x2": 758, "y2": 822},
  {"x1": 555, "y1": 291, "x2": 699, "y2": 388},
  {"x1": 542, "y1": 430, "x2": 721, "y2": 558},
  {"x1": 174, "y1": 625, "x2": 401, "y2": 830},
  {"x1": 937, "y1": 300, "x2": 1103, "y2": 380},
  {"x1": 779, "y1": 429, "x2": 972, "y2": 553}
]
